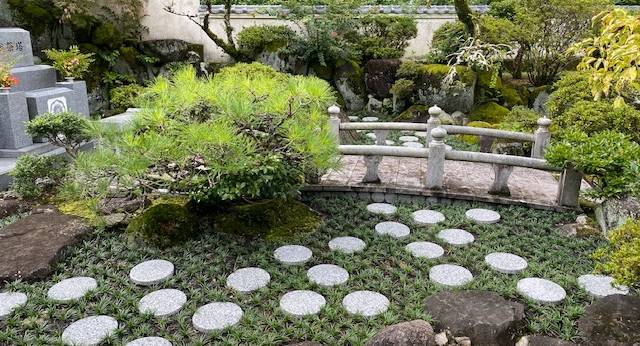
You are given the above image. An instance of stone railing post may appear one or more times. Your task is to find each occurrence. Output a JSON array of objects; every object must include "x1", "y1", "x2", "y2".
[
  {"x1": 426, "y1": 127, "x2": 447, "y2": 190},
  {"x1": 426, "y1": 105, "x2": 442, "y2": 147},
  {"x1": 532, "y1": 116, "x2": 551, "y2": 159},
  {"x1": 374, "y1": 130, "x2": 389, "y2": 146},
  {"x1": 328, "y1": 105, "x2": 341, "y2": 145},
  {"x1": 557, "y1": 164, "x2": 583, "y2": 208}
]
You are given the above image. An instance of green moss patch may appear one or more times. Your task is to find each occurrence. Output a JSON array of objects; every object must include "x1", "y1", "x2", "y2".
[
  {"x1": 126, "y1": 201, "x2": 198, "y2": 249},
  {"x1": 469, "y1": 102, "x2": 509, "y2": 124},
  {"x1": 460, "y1": 121, "x2": 497, "y2": 144},
  {"x1": 394, "y1": 104, "x2": 428, "y2": 122}
]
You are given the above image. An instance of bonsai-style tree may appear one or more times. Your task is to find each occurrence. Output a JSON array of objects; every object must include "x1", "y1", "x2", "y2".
[{"x1": 26, "y1": 111, "x2": 92, "y2": 159}]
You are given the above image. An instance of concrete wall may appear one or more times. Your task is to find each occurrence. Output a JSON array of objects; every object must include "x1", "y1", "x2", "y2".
[{"x1": 142, "y1": 1, "x2": 458, "y2": 62}]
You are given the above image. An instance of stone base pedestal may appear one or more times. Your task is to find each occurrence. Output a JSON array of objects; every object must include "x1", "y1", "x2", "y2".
[{"x1": 0, "y1": 92, "x2": 32, "y2": 150}]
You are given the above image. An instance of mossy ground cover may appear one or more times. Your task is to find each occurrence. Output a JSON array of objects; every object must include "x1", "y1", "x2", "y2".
[{"x1": 0, "y1": 196, "x2": 613, "y2": 345}]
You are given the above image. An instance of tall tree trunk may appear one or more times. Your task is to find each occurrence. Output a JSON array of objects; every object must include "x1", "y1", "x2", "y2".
[{"x1": 454, "y1": 0, "x2": 475, "y2": 37}]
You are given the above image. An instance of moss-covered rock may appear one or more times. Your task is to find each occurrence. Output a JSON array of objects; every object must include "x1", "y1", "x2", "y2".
[
  {"x1": 394, "y1": 104, "x2": 428, "y2": 122},
  {"x1": 468, "y1": 102, "x2": 509, "y2": 124},
  {"x1": 126, "y1": 200, "x2": 198, "y2": 248},
  {"x1": 499, "y1": 85, "x2": 525, "y2": 108},
  {"x1": 214, "y1": 199, "x2": 321, "y2": 240},
  {"x1": 460, "y1": 121, "x2": 497, "y2": 144}
]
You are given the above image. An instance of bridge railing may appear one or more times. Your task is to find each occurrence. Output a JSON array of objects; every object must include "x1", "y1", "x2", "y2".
[{"x1": 327, "y1": 105, "x2": 582, "y2": 208}]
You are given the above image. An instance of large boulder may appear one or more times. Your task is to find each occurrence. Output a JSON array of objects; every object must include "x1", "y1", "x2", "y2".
[
  {"x1": 334, "y1": 63, "x2": 366, "y2": 111},
  {"x1": 141, "y1": 39, "x2": 191, "y2": 63},
  {"x1": 365, "y1": 59, "x2": 402, "y2": 99},
  {"x1": 424, "y1": 290, "x2": 524, "y2": 346},
  {"x1": 595, "y1": 196, "x2": 640, "y2": 234},
  {"x1": 577, "y1": 294, "x2": 640, "y2": 346},
  {"x1": 413, "y1": 64, "x2": 476, "y2": 114},
  {"x1": 366, "y1": 320, "x2": 436, "y2": 346},
  {"x1": 0, "y1": 198, "x2": 24, "y2": 218},
  {"x1": 516, "y1": 335, "x2": 577, "y2": 346},
  {"x1": 0, "y1": 210, "x2": 91, "y2": 282}
]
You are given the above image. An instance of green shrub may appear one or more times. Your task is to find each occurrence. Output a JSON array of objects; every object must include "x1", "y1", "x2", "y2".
[
  {"x1": 545, "y1": 130, "x2": 640, "y2": 198},
  {"x1": 26, "y1": 112, "x2": 91, "y2": 159},
  {"x1": 43, "y1": 46, "x2": 95, "y2": 79},
  {"x1": 554, "y1": 100, "x2": 640, "y2": 143},
  {"x1": 109, "y1": 84, "x2": 144, "y2": 114},
  {"x1": 546, "y1": 71, "x2": 593, "y2": 119},
  {"x1": 593, "y1": 218, "x2": 640, "y2": 287},
  {"x1": 126, "y1": 201, "x2": 198, "y2": 248},
  {"x1": 10, "y1": 155, "x2": 68, "y2": 199},
  {"x1": 468, "y1": 102, "x2": 509, "y2": 124},
  {"x1": 499, "y1": 106, "x2": 540, "y2": 133},
  {"x1": 389, "y1": 78, "x2": 415, "y2": 100},
  {"x1": 427, "y1": 21, "x2": 469, "y2": 64},
  {"x1": 359, "y1": 15, "x2": 418, "y2": 60},
  {"x1": 237, "y1": 25, "x2": 297, "y2": 60},
  {"x1": 393, "y1": 104, "x2": 428, "y2": 122}
]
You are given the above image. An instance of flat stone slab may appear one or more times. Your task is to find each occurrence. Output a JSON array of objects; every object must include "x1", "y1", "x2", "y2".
[
  {"x1": 342, "y1": 291, "x2": 389, "y2": 317},
  {"x1": 62, "y1": 315, "x2": 118, "y2": 346},
  {"x1": 125, "y1": 337, "x2": 172, "y2": 346},
  {"x1": 366, "y1": 203, "x2": 397, "y2": 215},
  {"x1": 362, "y1": 117, "x2": 379, "y2": 122},
  {"x1": 375, "y1": 221, "x2": 410, "y2": 238},
  {"x1": 47, "y1": 276, "x2": 97, "y2": 303},
  {"x1": 429, "y1": 264, "x2": 473, "y2": 287},
  {"x1": 280, "y1": 290, "x2": 326, "y2": 316},
  {"x1": 385, "y1": 140, "x2": 395, "y2": 145},
  {"x1": 138, "y1": 289, "x2": 187, "y2": 317},
  {"x1": 0, "y1": 292, "x2": 27, "y2": 320},
  {"x1": 348, "y1": 116, "x2": 359, "y2": 121},
  {"x1": 485, "y1": 252, "x2": 528, "y2": 274},
  {"x1": 577, "y1": 274, "x2": 629, "y2": 298},
  {"x1": 436, "y1": 229, "x2": 474, "y2": 246},
  {"x1": 402, "y1": 142, "x2": 424, "y2": 148},
  {"x1": 517, "y1": 278, "x2": 566, "y2": 304},
  {"x1": 274, "y1": 245, "x2": 312, "y2": 265},
  {"x1": 192, "y1": 302, "x2": 243, "y2": 332},
  {"x1": 328, "y1": 236, "x2": 366, "y2": 254},
  {"x1": 399, "y1": 136, "x2": 419, "y2": 142},
  {"x1": 578, "y1": 294, "x2": 640, "y2": 345},
  {"x1": 307, "y1": 264, "x2": 349, "y2": 287},
  {"x1": 226, "y1": 267, "x2": 270, "y2": 293},
  {"x1": 466, "y1": 208, "x2": 501, "y2": 224},
  {"x1": 129, "y1": 259, "x2": 174, "y2": 286},
  {"x1": 366, "y1": 132, "x2": 377, "y2": 140},
  {"x1": 405, "y1": 242, "x2": 444, "y2": 259},
  {"x1": 411, "y1": 210, "x2": 445, "y2": 225}
]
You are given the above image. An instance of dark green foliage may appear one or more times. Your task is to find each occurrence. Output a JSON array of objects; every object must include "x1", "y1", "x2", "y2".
[
  {"x1": 547, "y1": 71, "x2": 593, "y2": 119},
  {"x1": 499, "y1": 106, "x2": 540, "y2": 134},
  {"x1": 26, "y1": 112, "x2": 91, "y2": 159},
  {"x1": 546, "y1": 130, "x2": 640, "y2": 199},
  {"x1": 214, "y1": 199, "x2": 321, "y2": 239},
  {"x1": 126, "y1": 202, "x2": 198, "y2": 248},
  {"x1": 428, "y1": 21, "x2": 469, "y2": 64},
  {"x1": 10, "y1": 155, "x2": 68, "y2": 199},
  {"x1": 237, "y1": 25, "x2": 297, "y2": 60},
  {"x1": 109, "y1": 84, "x2": 144, "y2": 114},
  {"x1": 396, "y1": 62, "x2": 475, "y2": 86},
  {"x1": 487, "y1": 0, "x2": 518, "y2": 20},
  {"x1": 358, "y1": 15, "x2": 418, "y2": 60},
  {"x1": 555, "y1": 101, "x2": 640, "y2": 143}
]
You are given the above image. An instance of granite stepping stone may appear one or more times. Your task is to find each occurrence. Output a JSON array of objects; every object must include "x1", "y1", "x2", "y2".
[
  {"x1": 280, "y1": 290, "x2": 326, "y2": 316},
  {"x1": 578, "y1": 274, "x2": 629, "y2": 298},
  {"x1": 138, "y1": 289, "x2": 187, "y2": 317},
  {"x1": 414, "y1": 131, "x2": 428, "y2": 138},
  {"x1": 437, "y1": 229, "x2": 474, "y2": 246},
  {"x1": 274, "y1": 245, "x2": 312, "y2": 265},
  {"x1": 429, "y1": 264, "x2": 473, "y2": 287},
  {"x1": 342, "y1": 291, "x2": 389, "y2": 317},
  {"x1": 517, "y1": 278, "x2": 566, "y2": 304},
  {"x1": 362, "y1": 116, "x2": 379, "y2": 122},
  {"x1": 366, "y1": 132, "x2": 377, "y2": 140},
  {"x1": 62, "y1": 315, "x2": 118, "y2": 346},
  {"x1": 328, "y1": 236, "x2": 366, "y2": 254},
  {"x1": 348, "y1": 116, "x2": 359, "y2": 121},
  {"x1": 192, "y1": 302, "x2": 243, "y2": 332},
  {"x1": 399, "y1": 135, "x2": 419, "y2": 142},
  {"x1": 385, "y1": 140, "x2": 396, "y2": 145},
  {"x1": 485, "y1": 252, "x2": 528, "y2": 274},
  {"x1": 375, "y1": 221, "x2": 410, "y2": 238},
  {"x1": 405, "y1": 242, "x2": 444, "y2": 259},
  {"x1": 403, "y1": 142, "x2": 425, "y2": 148},
  {"x1": 366, "y1": 203, "x2": 397, "y2": 215},
  {"x1": 129, "y1": 259, "x2": 174, "y2": 286},
  {"x1": 226, "y1": 267, "x2": 270, "y2": 293},
  {"x1": 125, "y1": 337, "x2": 172, "y2": 346},
  {"x1": 307, "y1": 264, "x2": 349, "y2": 287},
  {"x1": 411, "y1": 210, "x2": 445, "y2": 225},
  {"x1": 466, "y1": 208, "x2": 501, "y2": 224},
  {"x1": 47, "y1": 277, "x2": 97, "y2": 303},
  {"x1": 0, "y1": 292, "x2": 27, "y2": 320}
]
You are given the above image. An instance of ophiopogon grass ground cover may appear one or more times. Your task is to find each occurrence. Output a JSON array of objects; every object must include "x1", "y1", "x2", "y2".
[{"x1": 0, "y1": 196, "x2": 607, "y2": 345}]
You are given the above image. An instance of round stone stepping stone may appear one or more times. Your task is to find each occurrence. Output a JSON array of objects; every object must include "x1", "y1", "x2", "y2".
[
  {"x1": 385, "y1": 140, "x2": 396, "y2": 145},
  {"x1": 307, "y1": 264, "x2": 349, "y2": 287},
  {"x1": 138, "y1": 289, "x2": 187, "y2": 317},
  {"x1": 0, "y1": 292, "x2": 27, "y2": 320},
  {"x1": 411, "y1": 209, "x2": 445, "y2": 225},
  {"x1": 362, "y1": 116, "x2": 379, "y2": 122},
  {"x1": 342, "y1": 291, "x2": 389, "y2": 317},
  {"x1": 47, "y1": 277, "x2": 97, "y2": 303},
  {"x1": 399, "y1": 135, "x2": 419, "y2": 142},
  {"x1": 348, "y1": 116, "x2": 359, "y2": 121},
  {"x1": 192, "y1": 302, "x2": 243, "y2": 332},
  {"x1": 485, "y1": 252, "x2": 528, "y2": 274},
  {"x1": 429, "y1": 264, "x2": 473, "y2": 287},
  {"x1": 414, "y1": 131, "x2": 428, "y2": 138},
  {"x1": 62, "y1": 315, "x2": 118, "y2": 346},
  {"x1": 466, "y1": 208, "x2": 501, "y2": 224},
  {"x1": 328, "y1": 236, "x2": 366, "y2": 254},
  {"x1": 274, "y1": 245, "x2": 312, "y2": 265},
  {"x1": 366, "y1": 202, "x2": 397, "y2": 215},
  {"x1": 405, "y1": 242, "x2": 444, "y2": 259},
  {"x1": 365, "y1": 132, "x2": 377, "y2": 140},
  {"x1": 403, "y1": 142, "x2": 424, "y2": 148},
  {"x1": 226, "y1": 267, "x2": 270, "y2": 293},
  {"x1": 436, "y1": 229, "x2": 474, "y2": 246},
  {"x1": 280, "y1": 290, "x2": 326, "y2": 316},
  {"x1": 375, "y1": 221, "x2": 410, "y2": 239},
  {"x1": 129, "y1": 259, "x2": 174, "y2": 286},
  {"x1": 578, "y1": 274, "x2": 629, "y2": 298},
  {"x1": 125, "y1": 337, "x2": 172, "y2": 346},
  {"x1": 517, "y1": 278, "x2": 566, "y2": 304}
]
